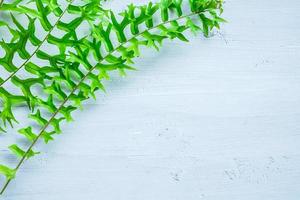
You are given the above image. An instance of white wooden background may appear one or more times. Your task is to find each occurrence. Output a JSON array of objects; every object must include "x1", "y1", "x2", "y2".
[{"x1": 1, "y1": 0, "x2": 300, "y2": 199}]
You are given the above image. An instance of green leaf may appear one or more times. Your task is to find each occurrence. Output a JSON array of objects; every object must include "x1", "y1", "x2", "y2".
[
  {"x1": 41, "y1": 131, "x2": 55, "y2": 144},
  {"x1": 57, "y1": 17, "x2": 84, "y2": 32},
  {"x1": 186, "y1": 17, "x2": 201, "y2": 35},
  {"x1": 35, "y1": 0, "x2": 53, "y2": 31},
  {"x1": 18, "y1": 127, "x2": 37, "y2": 142},
  {"x1": 60, "y1": 106, "x2": 77, "y2": 122},
  {"x1": 0, "y1": 126, "x2": 6, "y2": 133},
  {"x1": 9, "y1": 144, "x2": 39, "y2": 159},
  {"x1": 29, "y1": 110, "x2": 47, "y2": 126},
  {"x1": 0, "y1": 165, "x2": 16, "y2": 180},
  {"x1": 8, "y1": 144, "x2": 25, "y2": 158},
  {"x1": 0, "y1": 0, "x2": 225, "y2": 194}
]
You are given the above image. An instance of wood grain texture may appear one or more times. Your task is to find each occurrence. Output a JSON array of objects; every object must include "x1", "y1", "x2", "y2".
[{"x1": 1, "y1": 0, "x2": 300, "y2": 199}]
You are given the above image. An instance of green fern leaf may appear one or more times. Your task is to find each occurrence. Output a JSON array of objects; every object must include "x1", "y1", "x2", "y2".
[{"x1": 0, "y1": 0, "x2": 225, "y2": 195}]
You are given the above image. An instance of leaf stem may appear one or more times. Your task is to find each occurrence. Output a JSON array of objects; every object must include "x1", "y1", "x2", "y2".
[
  {"x1": 0, "y1": 0, "x2": 74, "y2": 87},
  {"x1": 0, "y1": 11, "x2": 201, "y2": 195}
]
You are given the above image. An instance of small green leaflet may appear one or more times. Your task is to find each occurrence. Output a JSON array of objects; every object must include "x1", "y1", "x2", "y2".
[
  {"x1": 18, "y1": 127, "x2": 37, "y2": 141},
  {"x1": 0, "y1": 165, "x2": 16, "y2": 180},
  {"x1": 8, "y1": 144, "x2": 40, "y2": 159}
]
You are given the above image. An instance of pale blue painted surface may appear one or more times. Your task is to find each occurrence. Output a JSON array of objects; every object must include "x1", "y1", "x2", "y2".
[{"x1": 1, "y1": 0, "x2": 300, "y2": 199}]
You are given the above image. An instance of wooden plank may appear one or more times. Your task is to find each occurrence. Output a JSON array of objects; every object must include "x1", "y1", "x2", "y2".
[{"x1": 1, "y1": 0, "x2": 300, "y2": 199}]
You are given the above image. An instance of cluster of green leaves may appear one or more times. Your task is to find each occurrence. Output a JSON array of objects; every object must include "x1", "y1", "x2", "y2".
[{"x1": 0, "y1": 0, "x2": 225, "y2": 195}]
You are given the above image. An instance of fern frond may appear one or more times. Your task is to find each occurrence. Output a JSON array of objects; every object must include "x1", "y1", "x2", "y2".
[
  {"x1": 0, "y1": 0, "x2": 225, "y2": 195},
  {"x1": 0, "y1": 0, "x2": 107, "y2": 130}
]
